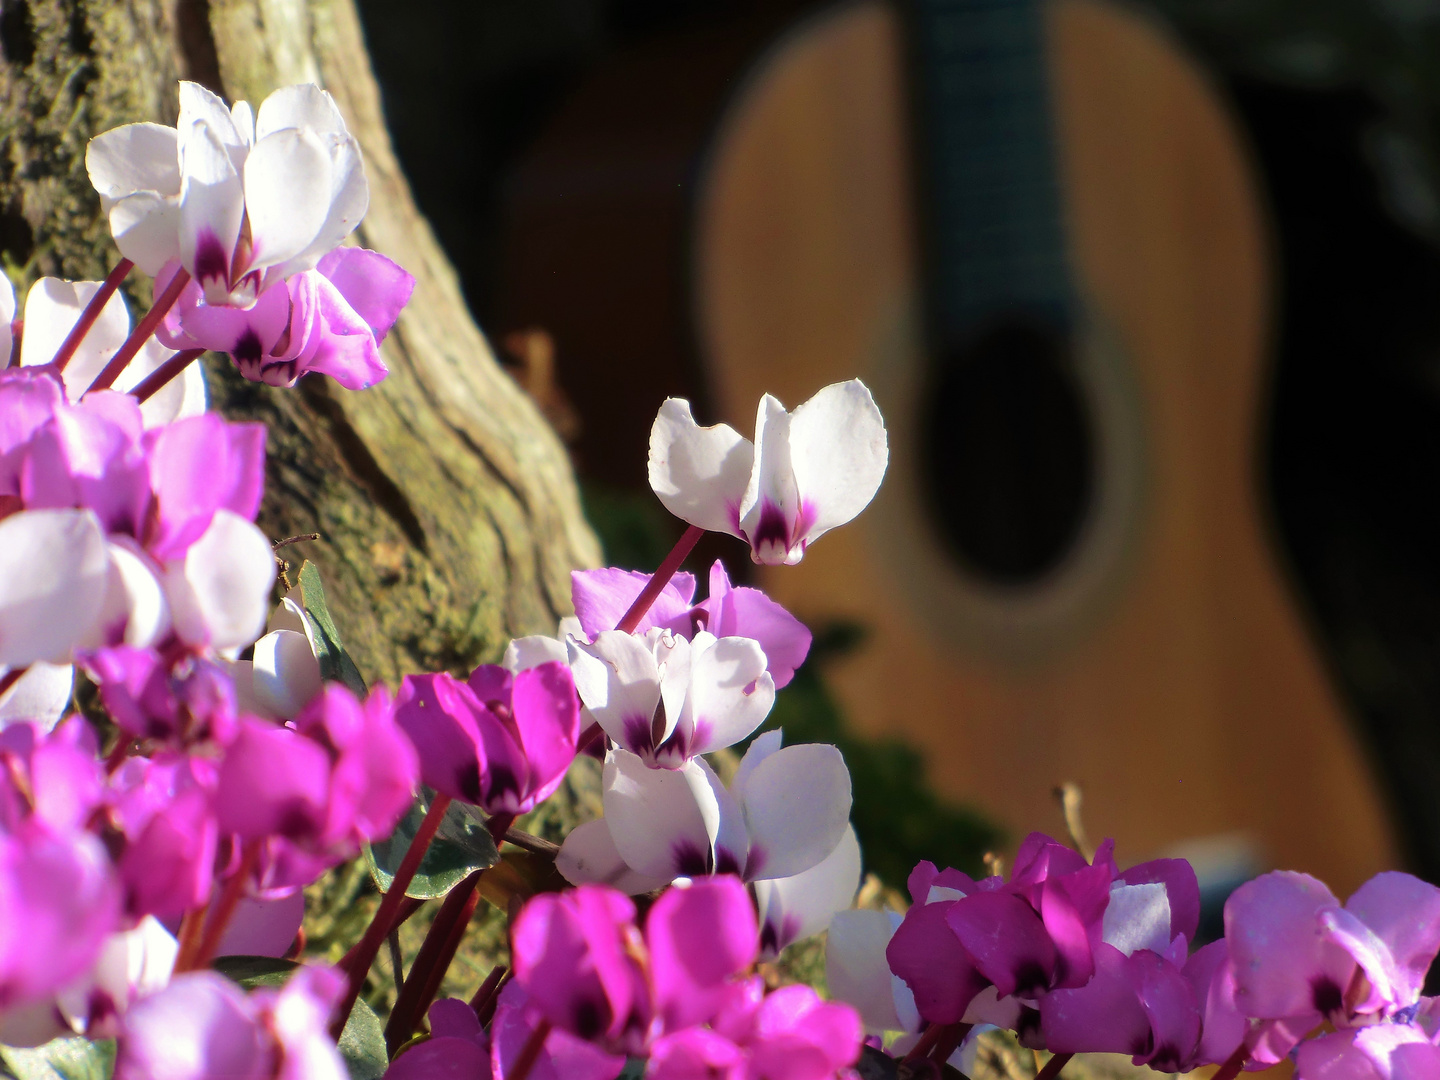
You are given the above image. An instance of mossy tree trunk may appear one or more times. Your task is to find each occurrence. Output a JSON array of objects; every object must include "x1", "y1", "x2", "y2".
[{"x1": 0, "y1": 0, "x2": 600, "y2": 683}]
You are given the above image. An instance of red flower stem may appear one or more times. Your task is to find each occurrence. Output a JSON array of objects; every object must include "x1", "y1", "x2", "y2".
[
  {"x1": 902, "y1": 1022, "x2": 946, "y2": 1066},
  {"x1": 614, "y1": 524, "x2": 705, "y2": 634},
  {"x1": 130, "y1": 347, "x2": 205, "y2": 403},
  {"x1": 929, "y1": 1023, "x2": 972, "y2": 1069},
  {"x1": 338, "y1": 895, "x2": 425, "y2": 973},
  {"x1": 506, "y1": 1018, "x2": 552, "y2": 1080},
  {"x1": 332, "y1": 793, "x2": 452, "y2": 1039},
  {"x1": 51, "y1": 258, "x2": 133, "y2": 372},
  {"x1": 174, "y1": 905, "x2": 207, "y2": 972},
  {"x1": 182, "y1": 839, "x2": 261, "y2": 972},
  {"x1": 1209, "y1": 1044, "x2": 1250, "y2": 1080},
  {"x1": 469, "y1": 964, "x2": 509, "y2": 1022},
  {"x1": 0, "y1": 667, "x2": 25, "y2": 700},
  {"x1": 1035, "y1": 1052, "x2": 1073, "y2": 1080},
  {"x1": 83, "y1": 268, "x2": 191, "y2": 396}
]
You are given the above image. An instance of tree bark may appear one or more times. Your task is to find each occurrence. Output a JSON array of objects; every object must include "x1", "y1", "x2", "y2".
[{"x1": 0, "y1": 0, "x2": 600, "y2": 684}]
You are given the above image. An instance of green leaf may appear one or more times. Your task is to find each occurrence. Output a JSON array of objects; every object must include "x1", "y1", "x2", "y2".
[
  {"x1": 213, "y1": 957, "x2": 387, "y2": 1080},
  {"x1": 296, "y1": 561, "x2": 368, "y2": 698},
  {"x1": 364, "y1": 788, "x2": 500, "y2": 899},
  {"x1": 0, "y1": 1038, "x2": 114, "y2": 1080}
]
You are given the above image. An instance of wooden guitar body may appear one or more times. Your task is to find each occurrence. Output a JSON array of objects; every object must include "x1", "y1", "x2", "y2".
[{"x1": 693, "y1": 0, "x2": 1397, "y2": 890}]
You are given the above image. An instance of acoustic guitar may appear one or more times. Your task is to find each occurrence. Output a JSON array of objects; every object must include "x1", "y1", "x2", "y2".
[{"x1": 497, "y1": 0, "x2": 1398, "y2": 895}]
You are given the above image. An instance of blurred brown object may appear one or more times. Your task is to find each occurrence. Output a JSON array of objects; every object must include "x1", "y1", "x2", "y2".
[{"x1": 499, "y1": 329, "x2": 582, "y2": 443}]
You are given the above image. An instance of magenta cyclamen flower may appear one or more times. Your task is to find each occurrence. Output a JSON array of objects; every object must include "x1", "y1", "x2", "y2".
[
  {"x1": 394, "y1": 661, "x2": 579, "y2": 814},
  {"x1": 647, "y1": 380, "x2": 887, "y2": 565},
  {"x1": 568, "y1": 561, "x2": 812, "y2": 688},
  {"x1": 109, "y1": 751, "x2": 220, "y2": 919},
  {"x1": 511, "y1": 877, "x2": 759, "y2": 1056},
  {"x1": 1225, "y1": 869, "x2": 1440, "y2": 1030},
  {"x1": 156, "y1": 246, "x2": 413, "y2": 390},
  {"x1": 213, "y1": 684, "x2": 417, "y2": 890}
]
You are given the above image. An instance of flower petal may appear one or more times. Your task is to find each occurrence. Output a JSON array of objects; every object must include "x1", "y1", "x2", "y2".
[
  {"x1": 701, "y1": 561, "x2": 810, "y2": 688},
  {"x1": 393, "y1": 673, "x2": 485, "y2": 804},
  {"x1": 179, "y1": 82, "x2": 247, "y2": 157},
  {"x1": 315, "y1": 248, "x2": 411, "y2": 343},
  {"x1": 21, "y1": 277, "x2": 131, "y2": 395},
  {"x1": 1103, "y1": 882, "x2": 1173, "y2": 958},
  {"x1": 297, "y1": 271, "x2": 389, "y2": 390},
  {"x1": 567, "y1": 631, "x2": 662, "y2": 757},
  {"x1": 251, "y1": 629, "x2": 322, "y2": 720},
  {"x1": 510, "y1": 662, "x2": 581, "y2": 801},
  {"x1": 827, "y1": 908, "x2": 915, "y2": 1034},
  {"x1": 254, "y1": 84, "x2": 347, "y2": 140},
  {"x1": 647, "y1": 876, "x2": 759, "y2": 1031},
  {"x1": 571, "y1": 567, "x2": 696, "y2": 639},
  {"x1": 556, "y1": 818, "x2": 672, "y2": 894},
  {"x1": 787, "y1": 379, "x2": 888, "y2": 542},
  {"x1": 243, "y1": 128, "x2": 333, "y2": 274},
  {"x1": 264, "y1": 135, "x2": 369, "y2": 283},
  {"x1": 755, "y1": 824, "x2": 861, "y2": 958},
  {"x1": 1343, "y1": 871, "x2": 1440, "y2": 1010},
  {"x1": 647, "y1": 398, "x2": 753, "y2": 537},
  {"x1": 0, "y1": 662, "x2": 73, "y2": 730},
  {"x1": 685, "y1": 634, "x2": 774, "y2": 756},
  {"x1": 107, "y1": 192, "x2": 183, "y2": 276},
  {"x1": 0, "y1": 508, "x2": 109, "y2": 666},
  {"x1": 735, "y1": 742, "x2": 851, "y2": 881},
  {"x1": 738, "y1": 394, "x2": 802, "y2": 564},
  {"x1": 178, "y1": 120, "x2": 244, "y2": 304},
  {"x1": 163, "y1": 509, "x2": 276, "y2": 650},
  {"x1": 603, "y1": 750, "x2": 719, "y2": 880},
  {"x1": 98, "y1": 538, "x2": 172, "y2": 648},
  {"x1": 86, "y1": 122, "x2": 181, "y2": 205},
  {"x1": 176, "y1": 274, "x2": 290, "y2": 357}
]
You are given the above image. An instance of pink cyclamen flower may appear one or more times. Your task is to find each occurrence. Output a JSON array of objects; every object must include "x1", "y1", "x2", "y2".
[
  {"x1": 155, "y1": 246, "x2": 413, "y2": 390},
  {"x1": 109, "y1": 751, "x2": 220, "y2": 919},
  {"x1": 1294, "y1": 1023, "x2": 1440, "y2": 1080},
  {"x1": 559, "y1": 731, "x2": 851, "y2": 889},
  {"x1": 87, "y1": 82, "x2": 367, "y2": 308},
  {"x1": 213, "y1": 685, "x2": 418, "y2": 890},
  {"x1": 0, "y1": 273, "x2": 205, "y2": 427},
  {"x1": 647, "y1": 379, "x2": 887, "y2": 565},
  {"x1": 569, "y1": 560, "x2": 812, "y2": 688},
  {"x1": 567, "y1": 627, "x2": 774, "y2": 769},
  {"x1": 394, "y1": 662, "x2": 579, "y2": 813},
  {"x1": 1224, "y1": 870, "x2": 1440, "y2": 1030},
  {"x1": 511, "y1": 877, "x2": 759, "y2": 1057},
  {"x1": 114, "y1": 964, "x2": 348, "y2": 1080}
]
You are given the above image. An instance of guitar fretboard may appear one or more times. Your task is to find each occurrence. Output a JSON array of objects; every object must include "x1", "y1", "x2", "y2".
[{"x1": 906, "y1": 0, "x2": 1075, "y2": 341}]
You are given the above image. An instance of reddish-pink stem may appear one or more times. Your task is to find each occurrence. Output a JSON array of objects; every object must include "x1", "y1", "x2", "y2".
[
  {"x1": 52, "y1": 259, "x2": 133, "y2": 372},
  {"x1": 0, "y1": 668, "x2": 25, "y2": 700},
  {"x1": 614, "y1": 524, "x2": 704, "y2": 634},
  {"x1": 1035, "y1": 1053, "x2": 1073, "y2": 1080},
  {"x1": 332, "y1": 794, "x2": 452, "y2": 1039},
  {"x1": 469, "y1": 965, "x2": 509, "y2": 1022},
  {"x1": 83, "y1": 268, "x2": 191, "y2": 396},
  {"x1": 131, "y1": 347, "x2": 204, "y2": 403},
  {"x1": 179, "y1": 840, "x2": 261, "y2": 972}
]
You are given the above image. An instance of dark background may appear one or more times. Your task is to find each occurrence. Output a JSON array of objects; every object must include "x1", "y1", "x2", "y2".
[{"x1": 352, "y1": 0, "x2": 1440, "y2": 884}]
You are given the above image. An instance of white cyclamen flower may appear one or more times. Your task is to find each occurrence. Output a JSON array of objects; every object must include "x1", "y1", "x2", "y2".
[
  {"x1": 86, "y1": 81, "x2": 367, "y2": 308},
  {"x1": 567, "y1": 626, "x2": 775, "y2": 769},
  {"x1": 648, "y1": 378, "x2": 888, "y2": 565}
]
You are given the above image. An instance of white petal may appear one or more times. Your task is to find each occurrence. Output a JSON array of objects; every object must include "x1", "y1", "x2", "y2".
[
  {"x1": 261, "y1": 134, "x2": 368, "y2": 286},
  {"x1": 108, "y1": 192, "x2": 183, "y2": 276},
  {"x1": 568, "y1": 631, "x2": 662, "y2": 755},
  {"x1": 697, "y1": 754, "x2": 749, "y2": 876},
  {"x1": 650, "y1": 628, "x2": 690, "y2": 749},
  {"x1": 826, "y1": 909, "x2": 908, "y2": 1034},
  {"x1": 647, "y1": 397, "x2": 753, "y2": 536},
  {"x1": 86, "y1": 122, "x2": 181, "y2": 205},
  {"x1": 97, "y1": 539, "x2": 171, "y2": 648},
  {"x1": 254, "y1": 84, "x2": 348, "y2": 140},
  {"x1": 124, "y1": 338, "x2": 208, "y2": 428},
  {"x1": 178, "y1": 120, "x2": 244, "y2": 301},
  {"x1": 787, "y1": 379, "x2": 888, "y2": 542},
  {"x1": 1102, "y1": 882, "x2": 1173, "y2": 957},
  {"x1": 738, "y1": 394, "x2": 800, "y2": 562},
  {"x1": 242, "y1": 128, "x2": 333, "y2": 273},
  {"x1": 756, "y1": 825, "x2": 861, "y2": 958},
  {"x1": 266, "y1": 594, "x2": 320, "y2": 657},
  {"x1": 58, "y1": 916, "x2": 177, "y2": 1037},
  {"x1": 504, "y1": 634, "x2": 568, "y2": 672},
  {"x1": 556, "y1": 818, "x2": 672, "y2": 894},
  {"x1": 602, "y1": 750, "x2": 719, "y2": 880},
  {"x1": 178, "y1": 82, "x2": 245, "y2": 158},
  {"x1": 0, "y1": 271, "x2": 13, "y2": 367},
  {"x1": 230, "y1": 101, "x2": 255, "y2": 146},
  {"x1": 731, "y1": 728, "x2": 783, "y2": 801},
  {"x1": 164, "y1": 510, "x2": 276, "y2": 650},
  {"x1": 0, "y1": 509, "x2": 109, "y2": 666},
  {"x1": 251, "y1": 628, "x2": 322, "y2": 719},
  {"x1": 686, "y1": 634, "x2": 774, "y2": 755},
  {"x1": 22, "y1": 277, "x2": 131, "y2": 396},
  {"x1": 0, "y1": 662, "x2": 73, "y2": 730},
  {"x1": 738, "y1": 742, "x2": 851, "y2": 881}
]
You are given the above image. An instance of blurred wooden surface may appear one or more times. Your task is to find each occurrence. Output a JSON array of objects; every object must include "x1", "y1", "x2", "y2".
[{"x1": 694, "y1": 0, "x2": 1396, "y2": 891}]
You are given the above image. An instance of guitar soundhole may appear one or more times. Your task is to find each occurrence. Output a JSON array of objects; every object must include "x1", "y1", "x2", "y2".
[{"x1": 921, "y1": 316, "x2": 1095, "y2": 585}]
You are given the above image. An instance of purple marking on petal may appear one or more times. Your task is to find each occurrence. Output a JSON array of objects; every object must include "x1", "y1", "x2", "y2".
[
  {"x1": 743, "y1": 845, "x2": 766, "y2": 880},
  {"x1": 257, "y1": 359, "x2": 298, "y2": 387},
  {"x1": 672, "y1": 840, "x2": 711, "y2": 878},
  {"x1": 621, "y1": 714, "x2": 654, "y2": 758},
  {"x1": 192, "y1": 231, "x2": 230, "y2": 289},
  {"x1": 750, "y1": 501, "x2": 789, "y2": 550}
]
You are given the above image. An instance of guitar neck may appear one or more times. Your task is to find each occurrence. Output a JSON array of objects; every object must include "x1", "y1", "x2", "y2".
[{"x1": 905, "y1": 0, "x2": 1076, "y2": 341}]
